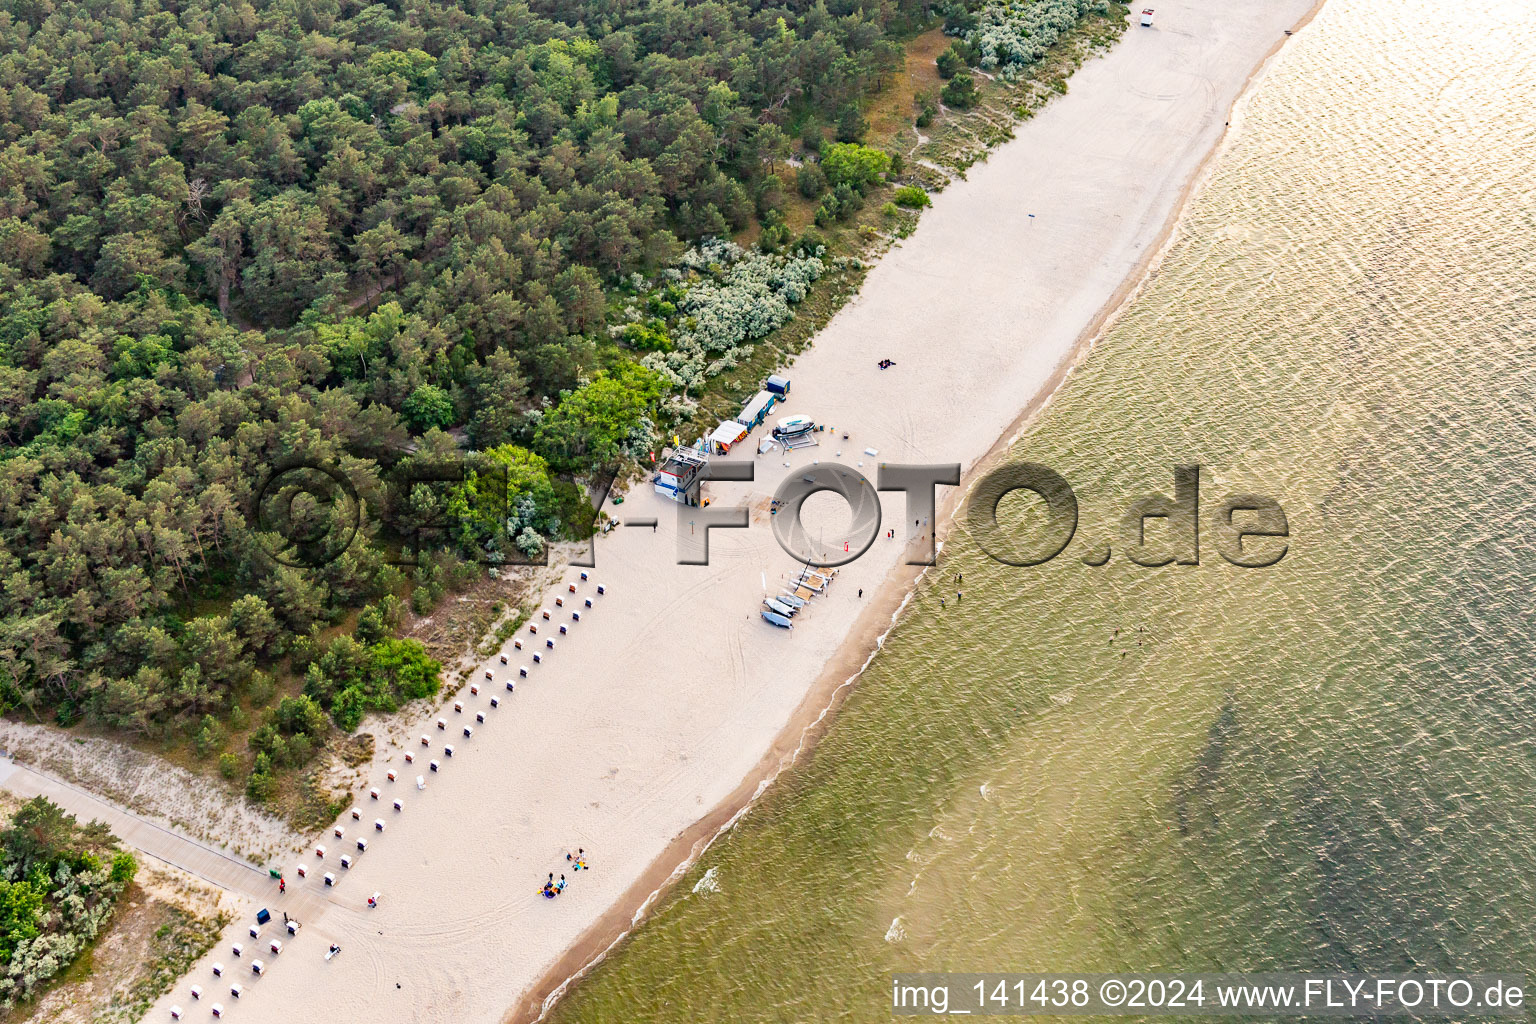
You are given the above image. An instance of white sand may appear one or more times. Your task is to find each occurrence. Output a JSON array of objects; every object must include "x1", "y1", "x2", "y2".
[{"x1": 143, "y1": 2, "x2": 1322, "y2": 1021}]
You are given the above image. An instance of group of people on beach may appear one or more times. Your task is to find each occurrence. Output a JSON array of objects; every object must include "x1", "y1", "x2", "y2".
[
  {"x1": 877, "y1": 359, "x2": 896, "y2": 369},
  {"x1": 541, "y1": 848, "x2": 590, "y2": 899}
]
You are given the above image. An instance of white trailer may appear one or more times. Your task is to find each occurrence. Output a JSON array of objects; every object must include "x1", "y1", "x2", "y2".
[{"x1": 736, "y1": 390, "x2": 777, "y2": 428}]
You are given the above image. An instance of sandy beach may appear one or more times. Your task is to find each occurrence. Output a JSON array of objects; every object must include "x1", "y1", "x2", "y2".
[{"x1": 140, "y1": 2, "x2": 1323, "y2": 1021}]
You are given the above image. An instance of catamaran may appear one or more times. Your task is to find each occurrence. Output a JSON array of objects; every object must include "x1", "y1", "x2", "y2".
[{"x1": 764, "y1": 597, "x2": 797, "y2": 617}]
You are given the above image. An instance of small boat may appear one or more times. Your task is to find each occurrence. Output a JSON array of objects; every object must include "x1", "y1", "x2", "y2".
[
  {"x1": 793, "y1": 576, "x2": 826, "y2": 593},
  {"x1": 773, "y1": 414, "x2": 815, "y2": 438},
  {"x1": 761, "y1": 610, "x2": 793, "y2": 629},
  {"x1": 764, "y1": 597, "x2": 796, "y2": 617},
  {"x1": 776, "y1": 592, "x2": 807, "y2": 608}
]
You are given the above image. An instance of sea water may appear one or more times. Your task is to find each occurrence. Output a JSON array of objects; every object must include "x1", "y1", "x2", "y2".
[{"x1": 550, "y1": 0, "x2": 1536, "y2": 1018}]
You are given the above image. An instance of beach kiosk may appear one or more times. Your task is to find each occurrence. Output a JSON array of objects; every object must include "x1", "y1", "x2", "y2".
[
  {"x1": 654, "y1": 446, "x2": 708, "y2": 505},
  {"x1": 707, "y1": 420, "x2": 749, "y2": 455},
  {"x1": 736, "y1": 390, "x2": 777, "y2": 429},
  {"x1": 1139, "y1": 7, "x2": 1154, "y2": 25},
  {"x1": 765, "y1": 374, "x2": 791, "y2": 397}
]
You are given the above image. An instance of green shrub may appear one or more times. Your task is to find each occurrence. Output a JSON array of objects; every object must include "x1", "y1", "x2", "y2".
[
  {"x1": 402, "y1": 383, "x2": 455, "y2": 431},
  {"x1": 287, "y1": 733, "x2": 313, "y2": 766},
  {"x1": 814, "y1": 183, "x2": 866, "y2": 226},
  {"x1": 821, "y1": 143, "x2": 892, "y2": 192},
  {"x1": 411, "y1": 584, "x2": 439, "y2": 615},
  {"x1": 797, "y1": 163, "x2": 828, "y2": 199},
  {"x1": 936, "y1": 44, "x2": 967, "y2": 79},
  {"x1": 194, "y1": 714, "x2": 222, "y2": 757},
  {"x1": 356, "y1": 604, "x2": 388, "y2": 645},
  {"x1": 109, "y1": 851, "x2": 138, "y2": 885},
  {"x1": 622, "y1": 319, "x2": 673, "y2": 351},
  {"x1": 303, "y1": 636, "x2": 442, "y2": 731},
  {"x1": 246, "y1": 754, "x2": 278, "y2": 802},
  {"x1": 893, "y1": 185, "x2": 931, "y2": 208},
  {"x1": 532, "y1": 362, "x2": 669, "y2": 473},
  {"x1": 759, "y1": 210, "x2": 793, "y2": 252},
  {"x1": 942, "y1": 72, "x2": 979, "y2": 109},
  {"x1": 553, "y1": 479, "x2": 597, "y2": 539},
  {"x1": 835, "y1": 104, "x2": 867, "y2": 142},
  {"x1": 916, "y1": 92, "x2": 939, "y2": 128},
  {"x1": 275, "y1": 695, "x2": 328, "y2": 737},
  {"x1": 755, "y1": 175, "x2": 786, "y2": 219},
  {"x1": 795, "y1": 230, "x2": 828, "y2": 256},
  {"x1": 244, "y1": 671, "x2": 275, "y2": 708},
  {"x1": 943, "y1": 0, "x2": 979, "y2": 35}
]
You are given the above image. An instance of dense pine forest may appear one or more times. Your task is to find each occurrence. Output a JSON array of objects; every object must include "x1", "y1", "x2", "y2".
[{"x1": 0, "y1": 0, "x2": 1109, "y2": 802}]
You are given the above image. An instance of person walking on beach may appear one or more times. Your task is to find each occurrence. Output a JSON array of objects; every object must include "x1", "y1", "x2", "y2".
[
  {"x1": 858, "y1": 588, "x2": 863, "y2": 598},
  {"x1": 278, "y1": 877, "x2": 285, "y2": 894}
]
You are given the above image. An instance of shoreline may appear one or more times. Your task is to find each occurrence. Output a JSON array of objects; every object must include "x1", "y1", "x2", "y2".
[
  {"x1": 141, "y1": 3, "x2": 1331, "y2": 1021},
  {"x1": 509, "y1": 1, "x2": 1331, "y2": 1020}
]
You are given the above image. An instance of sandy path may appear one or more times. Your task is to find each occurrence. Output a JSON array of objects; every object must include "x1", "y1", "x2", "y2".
[
  {"x1": 143, "y1": 2, "x2": 1322, "y2": 1021},
  {"x1": 0, "y1": 720, "x2": 295, "y2": 864}
]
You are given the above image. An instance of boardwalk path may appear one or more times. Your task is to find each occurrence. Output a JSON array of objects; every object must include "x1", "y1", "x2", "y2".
[{"x1": 0, "y1": 755, "x2": 334, "y2": 922}]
